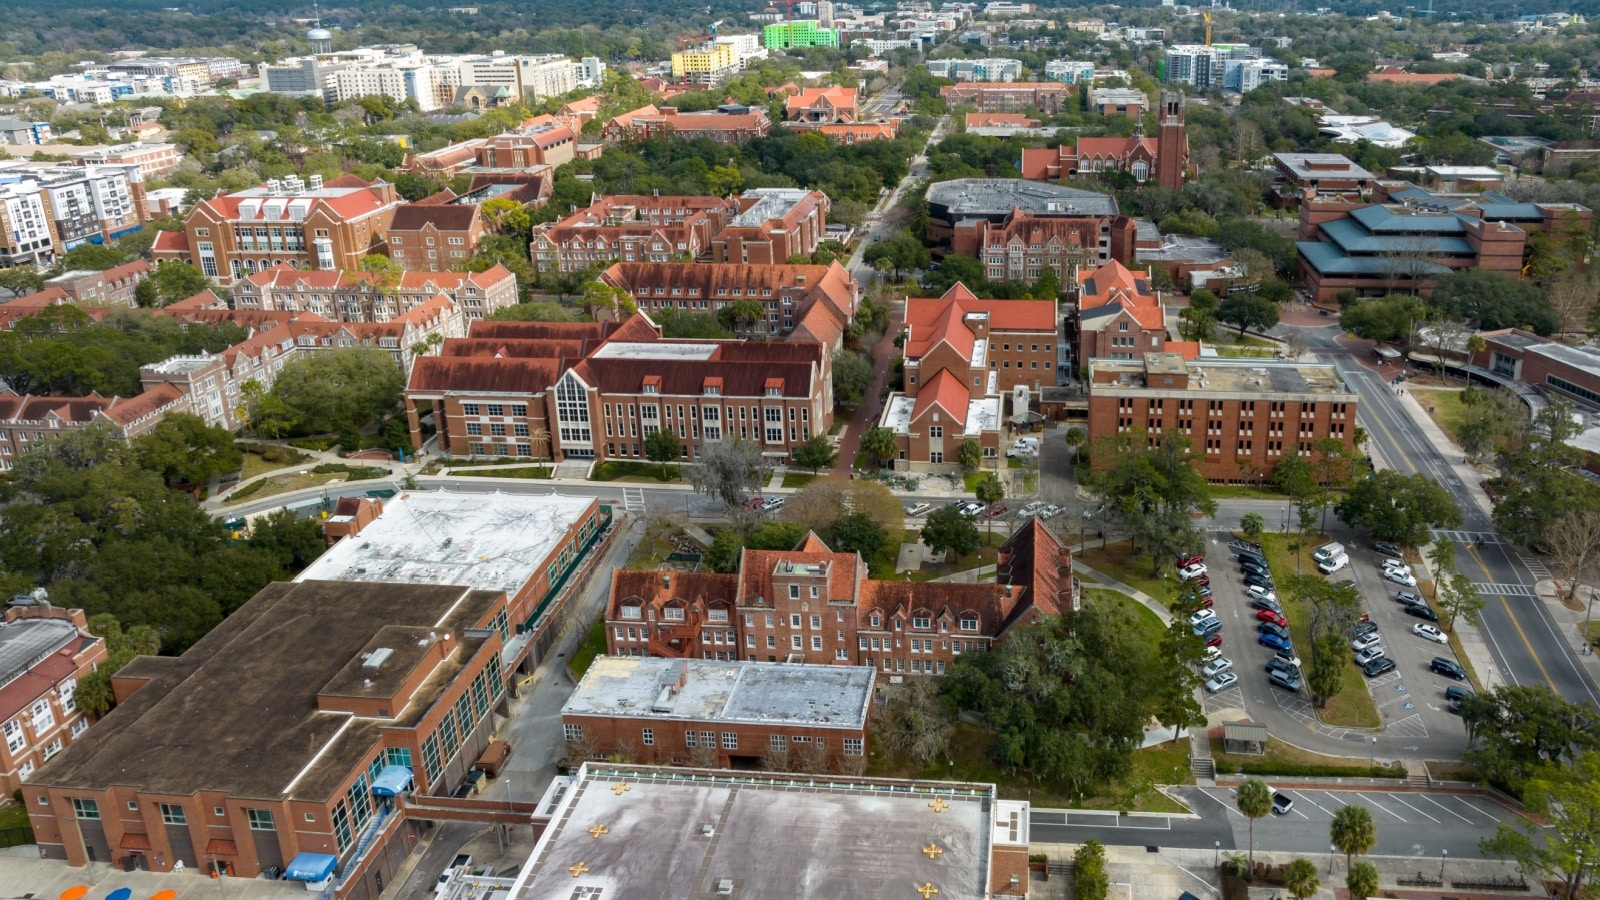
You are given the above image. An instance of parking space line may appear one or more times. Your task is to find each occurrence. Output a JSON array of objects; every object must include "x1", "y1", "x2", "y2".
[
  {"x1": 1319, "y1": 792, "x2": 1350, "y2": 811},
  {"x1": 1387, "y1": 795, "x2": 1440, "y2": 824},
  {"x1": 1458, "y1": 796, "x2": 1511, "y2": 824},
  {"x1": 1289, "y1": 791, "x2": 1336, "y2": 817},
  {"x1": 1202, "y1": 788, "x2": 1247, "y2": 818},
  {"x1": 1358, "y1": 793, "x2": 1407, "y2": 822},
  {"x1": 1421, "y1": 795, "x2": 1474, "y2": 824}
]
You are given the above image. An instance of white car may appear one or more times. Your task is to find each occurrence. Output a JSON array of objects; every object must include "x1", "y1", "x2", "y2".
[
  {"x1": 1350, "y1": 632, "x2": 1383, "y2": 653},
  {"x1": 1202, "y1": 645, "x2": 1223, "y2": 663},
  {"x1": 906, "y1": 502, "x2": 932, "y2": 517},
  {"x1": 1383, "y1": 566, "x2": 1417, "y2": 587},
  {"x1": 1038, "y1": 504, "x2": 1062, "y2": 519},
  {"x1": 1020, "y1": 501, "x2": 1046, "y2": 517},
  {"x1": 1205, "y1": 671, "x2": 1240, "y2": 693},
  {"x1": 1178, "y1": 563, "x2": 1208, "y2": 581},
  {"x1": 1245, "y1": 584, "x2": 1278, "y2": 604},
  {"x1": 1412, "y1": 623, "x2": 1449, "y2": 644},
  {"x1": 1202, "y1": 657, "x2": 1234, "y2": 678},
  {"x1": 1189, "y1": 608, "x2": 1219, "y2": 627}
]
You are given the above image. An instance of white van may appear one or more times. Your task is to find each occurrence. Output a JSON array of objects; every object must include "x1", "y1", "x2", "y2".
[
  {"x1": 1312, "y1": 542, "x2": 1346, "y2": 565},
  {"x1": 1315, "y1": 553, "x2": 1349, "y2": 575}
]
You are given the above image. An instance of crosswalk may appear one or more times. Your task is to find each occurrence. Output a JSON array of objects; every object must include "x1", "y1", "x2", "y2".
[
  {"x1": 622, "y1": 487, "x2": 646, "y2": 513},
  {"x1": 1471, "y1": 582, "x2": 1536, "y2": 597},
  {"x1": 1517, "y1": 554, "x2": 1552, "y2": 579},
  {"x1": 1431, "y1": 530, "x2": 1502, "y2": 545}
]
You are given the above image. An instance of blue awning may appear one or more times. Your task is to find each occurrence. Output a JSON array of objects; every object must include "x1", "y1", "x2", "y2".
[
  {"x1": 88, "y1": 235, "x2": 105, "y2": 244},
  {"x1": 109, "y1": 224, "x2": 143, "y2": 239},
  {"x1": 284, "y1": 852, "x2": 338, "y2": 882},
  {"x1": 371, "y1": 764, "x2": 413, "y2": 797}
]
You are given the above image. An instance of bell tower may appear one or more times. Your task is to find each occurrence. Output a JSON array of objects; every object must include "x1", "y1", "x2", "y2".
[{"x1": 1156, "y1": 91, "x2": 1188, "y2": 192}]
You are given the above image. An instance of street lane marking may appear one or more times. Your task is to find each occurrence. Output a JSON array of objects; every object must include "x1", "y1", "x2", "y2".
[
  {"x1": 1467, "y1": 541, "x2": 1558, "y2": 691},
  {"x1": 1358, "y1": 793, "x2": 1407, "y2": 822},
  {"x1": 1422, "y1": 796, "x2": 1474, "y2": 824},
  {"x1": 1470, "y1": 582, "x2": 1535, "y2": 597},
  {"x1": 1200, "y1": 788, "x2": 1247, "y2": 818},
  {"x1": 1388, "y1": 795, "x2": 1440, "y2": 824}
]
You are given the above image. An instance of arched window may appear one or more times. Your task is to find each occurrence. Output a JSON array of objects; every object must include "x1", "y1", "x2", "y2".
[{"x1": 1132, "y1": 161, "x2": 1150, "y2": 183}]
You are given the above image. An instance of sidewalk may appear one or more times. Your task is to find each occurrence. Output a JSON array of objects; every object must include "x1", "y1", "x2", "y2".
[{"x1": 0, "y1": 851, "x2": 308, "y2": 899}]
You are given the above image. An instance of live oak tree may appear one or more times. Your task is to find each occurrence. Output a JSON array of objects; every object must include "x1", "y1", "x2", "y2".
[
  {"x1": 1217, "y1": 293, "x2": 1280, "y2": 338},
  {"x1": 688, "y1": 437, "x2": 771, "y2": 509},
  {"x1": 920, "y1": 503, "x2": 981, "y2": 562},
  {"x1": 643, "y1": 427, "x2": 683, "y2": 479},
  {"x1": 1459, "y1": 685, "x2": 1600, "y2": 794},
  {"x1": 1335, "y1": 469, "x2": 1463, "y2": 547},
  {"x1": 791, "y1": 433, "x2": 839, "y2": 475},
  {"x1": 1481, "y1": 750, "x2": 1600, "y2": 900},
  {"x1": 831, "y1": 349, "x2": 874, "y2": 410},
  {"x1": 270, "y1": 345, "x2": 404, "y2": 435},
  {"x1": 133, "y1": 413, "x2": 242, "y2": 488},
  {"x1": 1493, "y1": 399, "x2": 1600, "y2": 548},
  {"x1": 873, "y1": 680, "x2": 953, "y2": 765},
  {"x1": 1086, "y1": 428, "x2": 1217, "y2": 574}
]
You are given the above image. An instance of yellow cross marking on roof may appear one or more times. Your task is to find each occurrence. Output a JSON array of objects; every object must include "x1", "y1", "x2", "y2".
[
  {"x1": 588, "y1": 824, "x2": 609, "y2": 839},
  {"x1": 568, "y1": 862, "x2": 590, "y2": 878},
  {"x1": 916, "y1": 883, "x2": 940, "y2": 898},
  {"x1": 612, "y1": 782, "x2": 631, "y2": 796},
  {"x1": 928, "y1": 798, "x2": 948, "y2": 814},
  {"x1": 923, "y1": 843, "x2": 943, "y2": 859}
]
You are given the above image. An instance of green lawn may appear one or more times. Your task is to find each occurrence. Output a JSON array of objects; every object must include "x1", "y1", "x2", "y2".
[
  {"x1": 868, "y1": 721, "x2": 1190, "y2": 813},
  {"x1": 467, "y1": 466, "x2": 552, "y2": 479},
  {"x1": 879, "y1": 529, "x2": 1007, "y2": 582},
  {"x1": 1207, "y1": 483, "x2": 1290, "y2": 500},
  {"x1": 1256, "y1": 533, "x2": 1380, "y2": 728},
  {"x1": 591, "y1": 460, "x2": 684, "y2": 483},
  {"x1": 569, "y1": 616, "x2": 609, "y2": 678},
  {"x1": 1210, "y1": 736, "x2": 1405, "y2": 779},
  {"x1": 782, "y1": 473, "x2": 819, "y2": 488},
  {"x1": 1084, "y1": 588, "x2": 1166, "y2": 644},
  {"x1": 1406, "y1": 387, "x2": 1468, "y2": 445},
  {"x1": 0, "y1": 802, "x2": 29, "y2": 831},
  {"x1": 1075, "y1": 540, "x2": 1174, "y2": 604}
]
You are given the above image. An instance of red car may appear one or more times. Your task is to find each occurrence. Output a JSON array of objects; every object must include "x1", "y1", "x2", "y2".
[
  {"x1": 984, "y1": 503, "x2": 1008, "y2": 517},
  {"x1": 1204, "y1": 632, "x2": 1223, "y2": 648},
  {"x1": 1176, "y1": 554, "x2": 1204, "y2": 569},
  {"x1": 1197, "y1": 595, "x2": 1215, "y2": 609},
  {"x1": 743, "y1": 497, "x2": 767, "y2": 510},
  {"x1": 1190, "y1": 574, "x2": 1211, "y2": 588},
  {"x1": 1256, "y1": 609, "x2": 1288, "y2": 627}
]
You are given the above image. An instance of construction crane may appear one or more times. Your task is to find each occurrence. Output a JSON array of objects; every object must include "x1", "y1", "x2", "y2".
[
  {"x1": 678, "y1": 32, "x2": 713, "y2": 49},
  {"x1": 1202, "y1": 9, "x2": 1213, "y2": 46}
]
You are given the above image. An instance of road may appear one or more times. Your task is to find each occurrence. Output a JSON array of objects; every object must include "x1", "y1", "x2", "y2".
[{"x1": 1303, "y1": 324, "x2": 1600, "y2": 709}]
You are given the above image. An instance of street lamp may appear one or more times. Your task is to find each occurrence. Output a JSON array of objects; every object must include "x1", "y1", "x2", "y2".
[
  {"x1": 1328, "y1": 844, "x2": 1336, "y2": 875},
  {"x1": 1439, "y1": 848, "x2": 1448, "y2": 883},
  {"x1": 1214, "y1": 841, "x2": 1220, "y2": 869},
  {"x1": 1370, "y1": 736, "x2": 1377, "y2": 766}
]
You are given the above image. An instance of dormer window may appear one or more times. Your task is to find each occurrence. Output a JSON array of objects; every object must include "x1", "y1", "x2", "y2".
[
  {"x1": 621, "y1": 606, "x2": 642, "y2": 620},
  {"x1": 912, "y1": 616, "x2": 932, "y2": 630},
  {"x1": 766, "y1": 388, "x2": 780, "y2": 398},
  {"x1": 643, "y1": 384, "x2": 658, "y2": 394}
]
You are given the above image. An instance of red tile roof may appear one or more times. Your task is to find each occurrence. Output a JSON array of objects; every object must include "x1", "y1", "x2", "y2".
[
  {"x1": 911, "y1": 368, "x2": 970, "y2": 428},
  {"x1": 1077, "y1": 259, "x2": 1164, "y2": 331}
]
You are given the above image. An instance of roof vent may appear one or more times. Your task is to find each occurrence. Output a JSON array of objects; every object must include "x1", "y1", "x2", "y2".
[
  {"x1": 362, "y1": 647, "x2": 394, "y2": 669},
  {"x1": 716, "y1": 878, "x2": 734, "y2": 894},
  {"x1": 702, "y1": 823, "x2": 717, "y2": 837}
]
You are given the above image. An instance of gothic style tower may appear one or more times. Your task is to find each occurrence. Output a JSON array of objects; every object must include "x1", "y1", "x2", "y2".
[{"x1": 1156, "y1": 91, "x2": 1188, "y2": 192}]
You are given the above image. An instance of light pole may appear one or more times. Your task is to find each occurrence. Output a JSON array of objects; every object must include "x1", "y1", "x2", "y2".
[
  {"x1": 1370, "y1": 736, "x2": 1377, "y2": 766},
  {"x1": 1439, "y1": 848, "x2": 1448, "y2": 883},
  {"x1": 1584, "y1": 586, "x2": 1595, "y2": 656},
  {"x1": 1214, "y1": 841, "x2": 1220, "y2": 869},
  {"x1": 1328, "y1": 844, "x2": 1336, "y2": 875}
]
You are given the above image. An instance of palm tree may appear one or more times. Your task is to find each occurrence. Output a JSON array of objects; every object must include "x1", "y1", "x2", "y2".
[
  {"x1": 975, "y1": 474, "x2": 1005, "y2": 537},
  {"x1": 1330, "y1": 803, "x2": 1377, "y2": 871},
  {"x1": 1240, "y1": 512, "x2": 1265, "y2": 542},
  {"x1": 1464, "y1": 333, "x2": 1487, "y2": 383},
  {"x1": 1236, "y1": 778, "x2": 1273, "y2": 873},
  {"x1": 529, "y1": 426, "x2": 551, "y2": 464},
  {"x1": 1284, "y1": 858, "x2": 1320, "y2": 899},
  {"x1": 1346, "y1": 861, "x2": 1379, "y2": 900},
  {"x1": 1064, "y1": 425, "x2": 1086, "y2": 462}
]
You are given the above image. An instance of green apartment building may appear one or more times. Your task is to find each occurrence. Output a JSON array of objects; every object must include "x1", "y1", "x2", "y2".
[{"x1": 763, "y1": 20, "x2": 839, "y2": 49}]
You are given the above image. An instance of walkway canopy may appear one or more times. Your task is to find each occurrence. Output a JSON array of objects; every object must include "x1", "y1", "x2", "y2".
[
  {"x1": 371, "y1": 764, "x2": 414, "y2": 797},
  {"x1": 284, "y1": 852, "x2": 338, "y2": 883}
]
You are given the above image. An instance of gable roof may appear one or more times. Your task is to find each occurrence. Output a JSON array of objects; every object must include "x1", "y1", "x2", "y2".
[
  {"x1": 911, "y1": 368, "x2": 970, "y2": 428},
  {"x1": 389, "y1": 203, "x2": 481, "y2": 233}
]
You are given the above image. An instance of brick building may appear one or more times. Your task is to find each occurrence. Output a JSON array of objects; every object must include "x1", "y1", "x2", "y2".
[
  {"x1": 1296, "y1": 182, "x2": 1592, "y2": 302},
  {"x1": 0, "y1": 389, "x2": 187, "y2": 469},
  {"x1": 600, "y1": 105, "x2": 771, "y2": 145},
  {"x1": 150, "y1": 174, "x2": 402, "y2": 286},
  {"x1": 1074, "y1": 258, "x2": 1169, "y2": 363},
  {"x1": 1019, "y1": 93, "x2": 1188, "y2": 191},
  {"x1": 706, "y1": 188, "x2": 831, "y2": 265},
  {"x1": 1086, "y1": 353, "x2": 1359, "y2": 483},
  {"x1": 0, "y1": 605, "x2": 107, "y2": 797},
  {"x1": 529, "y1": 194, "x2": 740, "y2": 274},
  {"x1": 69, "y1": 143, "x2": 182, "y2": 179},
  {"x1": 605, "y1": 525, "x2": 1076, "y2": 676},
  {"x1": 25, "y1": 581, "x2": 511, "y2": 896},
  {"x1": 233, "y1": 264, "x2": 518, "y2": 322},
  {"x1": 816, "y1": 122, "x2": 898, "y2": 142},
  {"x1": 1272, "y1": 153, "x2": 1376, "y2": 202},
  {"x1": 386, "y1": 203, "x2": 488, "y2": 272},
  {"x1": 939, "y1": 81, "x2": 1075, "y2": 113},
  {"x1": 1470, "y1": 328, "x2": 1600, "y2": 408},
  {"x1": 39, "y1": 261, "x2": 150, "y2": 306},
  {"x1": 926, "y1": 179, "x2": 1132, "y2": 258},
  {"x1": 599, "y1": 259, "x2": 857, "y2": 345},
  {"x1": 784, "y1": 86, "x2": 860, "y2": 124},
  {"x1": 970, "y1": 210, "x2": 1137, "y2": 286},
  {"x1": 560, "y1": 658, "x2": 872, "y2": 769}
]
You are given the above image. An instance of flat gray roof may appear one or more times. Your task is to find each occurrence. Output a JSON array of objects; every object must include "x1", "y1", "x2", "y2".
[
  {"x1": 0, "y1": 617, "x2": 77, "y2": 692},
  {"x1": 1273, "y1": 152, "x2": 1375, "y2": 181},
  {"x1": 564, "y1": 657, "x2": 873, "y2": 729},
  {"x1": 1528, "y1": 341, "x2": 1600, "y2": 379},
  {"x1": 510, "y1": 765, "x2": 1001, "y2": 900},
  {"x1": 926, "y1": 178, "x2": 1118, "y2": 217}
]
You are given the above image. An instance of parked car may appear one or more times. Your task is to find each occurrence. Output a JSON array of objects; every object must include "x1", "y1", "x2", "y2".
[
  {"x1": 956, "y1": 500, "x2": 985, "y2": 517},
  {"x1": 742, "y1": 497, "x2": 767, "y2": 510},
  {"x1": 1394, "y1": 590, "x2": 1425, "y2": 606},
  {"x1": 1430, "y1": 657, "x2": 1468, "y2": 680},
  {"x1": 1350, "y1": 620, "x2": 1380, "y2": 638},
  {"x1": 1383, "y1": 566, "x2": 1417, "y2": 587},
  {"x1": 1178, "y1": 563, "x2": 1208, "y2": 581},
  {"x1": 1274, "y1": 647, "x2": 1302, "y2": 668},
  {"x1": 1202, "y1": 645, "x2": 1223, "y2": 663},
  {"x1": 983, "y1": 503, "x2": 1008, "y2": 517},
  {"x1": 1196, "y1": 594, "x2": 1215, "y2": 609},
  {"x1": 1354, "y1": 645, "x2": 1386, "y2": 667},
  {"x1": 1374, "y1": 541, "x2": 1405, "y2": 559},
  {"x1": 1350, "y1": 632, "x2": 1383, "y2": 653},
  {"x1": 1020, "y1": 501, "x2": 1046, "y2": 517},
  {"x1": 1176, "y1": 554, "x2": 1204, "y2": 569},
  {"x1": 1249, "y1": 595, "x2": 1283, "y2": 613},
  {"x1": 1203, "y1": 658, "x2": 1235, "y2": 678},
  {"x1": 905, "y1": 502, "x2": 932, "y2": 517},
  {"x1": 1204, "y1": 632, "x2": 1224, "y2": 648},
  {"x1": 1039, "y1": 504, "x2": 1062, "y2": 519},
  {"x1": 1256, "y1": 609, "x2": 1287, "y2": 626},
  {"x1": 763, "y1": 497, "x2": 786, "y2": 513},
  {"x1": 1362, "y1": 656, "x2": 1398, "y2": 677},
  {"x1": 1265, "y1": 656, "x2": 1298, "y2": 677},
  {"x1": 1189, "y1": 608, "x2": 1219, "y2": 627},
  {"x1": 1258, "y1": 632, "x2": 1293, "y2": 652},
  {"x1": 1316, "y1": 554, "x2": 1350, "y2": 575},
  {"x1": 1271, "y1": 791, "x2": 1296, "y2": 814},
  {"x1": 1235, "y1": 549, "x2": 1268, "y2": 567},
  {"x1": 1205, "y1": 671, "x2": 1240, "y2": 693},
  {"x1": 1256, "y1": 621, "x2": 1290, "y2": 640},
  {"x1": 1268, "y1": 669, "x2": 1302, "y2": 692},
  {"x1": 1190, "y1": 574, "x2": 1212, "y2": 588},
  {"x1": 1243, "y1": 573, "x2": 1275, "y2": 592},
  {"x1": 1412, "y1": 623, "x2": 1449, "y2": 644},
  {"x1": 1245, "y1": 584, "x2": 1277, "y2": 604},
  {"x1": 1194, "y1": 617, "x2": 1224, "y2": 637},
  {"x1": 1403, "y1": 603, "x2": 1439, "y2": 622},
  {"x1": 1446, "y1": 685, "x2": 1475, "y2": 712},
  {"x1": 1239, "y1": 559, "x2": 1271, "y2": 578}
]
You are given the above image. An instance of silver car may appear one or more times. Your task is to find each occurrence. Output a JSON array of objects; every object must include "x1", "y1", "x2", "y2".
[{"x1": 1202, "y1": 657, "x2": 1234, "y2": 678}]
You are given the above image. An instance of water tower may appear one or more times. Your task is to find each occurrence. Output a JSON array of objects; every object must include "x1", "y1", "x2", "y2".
[{"x1": 308, "y1": 0, "x2": 332, "y2": 54}]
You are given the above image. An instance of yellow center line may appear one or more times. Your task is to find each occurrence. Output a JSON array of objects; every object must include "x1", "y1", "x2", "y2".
[{"x1": 1464, "y1": 542, "x2": 1556, "y2": 691}]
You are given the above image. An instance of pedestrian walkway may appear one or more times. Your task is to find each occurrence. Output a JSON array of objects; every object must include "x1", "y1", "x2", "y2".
[
  {"x1": 0, "y1": 853, "x2": 308, "y2": 899},
  {"x1": 829, "y1": 299, "x2": 905, "y2": 480}
]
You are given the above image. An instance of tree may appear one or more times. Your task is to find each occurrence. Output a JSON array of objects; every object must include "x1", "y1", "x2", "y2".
[
  {"x1": 643, "y1": 427, "x2": 683, "y2": 479},
  {"x1": 705, "y1": 529, "x2": 745, "y2": 573},
  {"x1": 1331, "y1": 803, "x2": 1377, "y2": 870},
  {"x1": 716, "y1": 298, "x2": 768, "y2": 337},
  {"x1": 73, "y1": 613, "x2": 162, "y2": 716},
  {"x1": 355, "y1": 253, "x2": 403, "y2": 297},
  {"x1": 781, "y1": 479, "x2": 903, "y2": 536},
  {"x1": 975, "y1": 473, "x2": 1005, "y2": 535},
  {"x1": 1281, "y1": 327, "x2": 1308, "y2": 359},
  {"x1": 1308, "y1": 633, "x2": 1347, "y2": 709},
  {"x1": 480, "y1": 197, "x2": 532, "y2": 237},
  {"x1": 1346, "y1": 861, "x2": 1380, "y2": 900},
  {"x1": 270, "y1": 346, "x2": 404, "y2": 435},
  {"x1": 829, "y1": 512, "x2": 889, "y2": 561},
  {"x1": 1073, "y1": 840, "x2": 1109, "y2": 900},
  {"x1": 57, "y1": 243, "x2": 130, "y2": 271},
  {"x1": 1460, "y1": 685, "x2": 1600, "y2": 794},
  {"x1": 1064, "y1": 425, "x2": 1086, "y2": 460},
  {"x1": 1335, "y1": 470, "x2": 1463, "y2": 547},
  {"x1": 864, "y1": 231, "x2": 930, "y2": 279},
  {"x1": 1179, "y1": 289, "x2": 1219, "y2": 341},
  {"x1": 1217, "y1": 293, "x2": 1279, "y2": 337},
  {"x1": 238, "y1": 379, "x2": 296, "y2": 439},
  {"x1": 1156, "y1": 584, "x2": 1208, "y2": 744},
  {"x1": 1431, "y1": 268, "x2": 1559, "y2": 335},
  {"x1": 874, "y1": 680, "x2": 953, "y2": 764},
  {"x1": 1237, "y1": 778, "x2": 1273, "y2": 871},
  {"x1": 1480, "y1": 750, "x2": 1600, "y2": 900},
  {"x1": 832, "y1": 349, "x2": 874, "y2": 409},
  {"x1": 1283, "y1": 858, "x2": 1320, "y2": 900},
  {"x1": 957, "y1": 439, "x2": 982, "y2": 474},
  {"x1": 1240, "y1": 512, "x2": 1265, "y2": 542},
  {"x1": 860, "y1": 427, "x2": 898, "y2": 469},
  {"x1": 1437, "y1": 570, "x2": 1485, "y2": 632},
  {"x1": 791, "y1": 434, "x2": 839, "y2": 475},
  {"x1": 688, "y1": 438, "x2": 771, "y2": 509},
  {"x1": 0, "y1": 266, "x2": 43, "y2": 297},
  {"x1": 133, "y1": 413, "x2": 243, "y2": 487},
  {"x1": 921, "y1": 503, "x2": 981, "y2": 562},
  {"x1": 146, "y1": 261, "x2": 211, "y2": 306},
  {"x1": 1493, "y1": 400, "x2": 1600, "y2": 548},
  {"x1": 1085, "y1": 429, "x2": 1217, "y2": 574},
  {"x1": 1542, "y1": 510, "x2": 1600, "y2": 610},
  {"x1": 1340, "y1": 294, "x2": 1427, "y2": 343}
]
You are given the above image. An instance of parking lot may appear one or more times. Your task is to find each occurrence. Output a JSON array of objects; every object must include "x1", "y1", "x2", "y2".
[
  {"x1": 1196, "y1": 532, "x2": 1471, "y2": 749},
  {"x1": 1178, "y1": 785, "x2": 1527, "y2": 858}
]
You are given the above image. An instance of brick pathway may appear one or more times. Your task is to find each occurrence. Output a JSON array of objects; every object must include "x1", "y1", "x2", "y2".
[{"x1": 830, "y1": 301, "x2": 905, "y2": 478}]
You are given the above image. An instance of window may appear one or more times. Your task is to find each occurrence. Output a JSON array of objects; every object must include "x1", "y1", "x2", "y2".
[
  {"x1": 621, "y1": 606, "x2": 642, "y2": 619},
  {"x1": 159, "y1": 802, "x2": 186, "y2": 825},
  {"x1": 810, "y1": 636, "x2": 822, "y2": 651},
  {"x1": 642, "y1": 728, "x2": 654, "y2": 746},
  {"x1": 684, "y1": 730, "x2": 696, "y2": 747},
  {"x1": 332, "y1": 801, "x2": 352, "y2": 853},
  {"x1": 844, "y1": 738, "x2": 863, "y2": 756},
  {"x1": 462, "y1": 403, "x2": 480, "y2": 415},
  {"x1": 3, "y1": 720, "x2": 22, "y2": 754},
  {"x1": 912, "y1": 616, "x2": 931, "y2": 630},
  {"x1": 31, "y1": 700, "x2": 53, "y2": 734},
  {"x1": 71, "y1": 798, "x2": 98, "y2": 820},
  {"x1": 770, "y1": 734, "x2": 787, "y2": 750},
  {"x1": 245, "y1": 808, "x2": 276, "y2": 831},
  {"x1": 563, "y1": 723, "x2": 584, "y2": 742},
  {"x1": 929, "y1": 426, "x2": 943, "y2": 439},
  {"x1": 722, "y1": 732, "x2": 738, "y2": 749},
  {"x1": 960, "y1": 617, "x2": 979, "y2": 632}
]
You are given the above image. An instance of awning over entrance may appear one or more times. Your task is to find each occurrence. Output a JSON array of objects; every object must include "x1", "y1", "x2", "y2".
[
  {"x1": 284, "y1": 852, "x2": 338, "y2": 882},
  {"x1": 205, "y1": 838, "x2": 238, "y2": 856},
  {"x1": 371, "y1": 764, "x2": 414, "y2": 797},
  {"x1": 119, "y1": 833, "x2": 152, "y2": 851}
]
